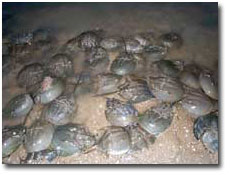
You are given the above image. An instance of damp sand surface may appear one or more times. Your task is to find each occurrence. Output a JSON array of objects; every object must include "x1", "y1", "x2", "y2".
[{"x1": 2, "y1": 3, "x2": 218, "y2": 164}]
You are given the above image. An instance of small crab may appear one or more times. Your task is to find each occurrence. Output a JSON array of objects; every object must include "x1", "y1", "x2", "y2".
[
  {"x1": 50, "y1": 123, "x2": 96, "y2": 157},
  {"x1": 42, "y1": 94, "x2": 77, "y2": 125},
  {"x1": 105, "y1": 98, "x2": 139, "y2": 127},
  {"x1": 17, "y1": 63, "x2": 45, "y2": 89},
  {"x1": 138, "y1": 103, "x2": 174, "y2": 136},
  {"x1": 33, "y1": 76, "x2": 64, "y2": 104},
  {"x1": 193, "y1": 114, "x2": 218, "y2": 153},
  {"x1": 2, "y1": 125, "x2": 26, "y2": 158},
  {"x1": 3, "y1": 94, "x2": 34, "y2": 127}
]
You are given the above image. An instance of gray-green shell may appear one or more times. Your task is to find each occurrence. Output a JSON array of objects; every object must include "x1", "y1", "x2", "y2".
[
  {"x1": 34, "y1": 77, "x2": 64, "y2": 104},
  {"x1": 199, "y1": 70, "x2": 218, "y2": 100},
  {"x1": 51, "y1": 124, "x2": 95, "y2": 157},
  {"x1": 148, "y1": 77, "x2": 184, "y2": 102},
  {"x1": 118, "y1": 77, "x2": 154, "y2": 103},
  {"x1": 110, "y1": 52, "x2": 137, "y2": 76},
  {"x1": 98, "y1": 126, "x2": 131, "y2": 155},
  {"x1": 17, "y1": 63, "x2": 45, "y2": 88},
  {"x1": 105, "y1": 98, "x2": 138, "y2": 127},
  {"x1": 25, "y1": 121, "x2": 54, "y2": 153},
  {"x1": 43, "y1": 95, "x2": 76, "y2": 125},
  {"x1": 139, "y1": 103, "x2": 173, "y2": 136},
  {"x1": 46, "y1": 54, "x2": 74, "y2": 78},
  {"x1": 181, "y1": 89, "x2": 213, "y2": 117},
  {"x1": 193, "y1": 114, "x2": 218, "y2": 153},
  {"x1": 2, "y1": 125, "x2": 26, "y2": 157},
  {"x1": 3, "y1": 94, "x2": 34, "y2": 121}
]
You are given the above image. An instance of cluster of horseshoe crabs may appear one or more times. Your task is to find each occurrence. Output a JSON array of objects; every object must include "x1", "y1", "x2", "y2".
[{"x1": 2, "y1": 29, "x2": 219, "y2": 164}]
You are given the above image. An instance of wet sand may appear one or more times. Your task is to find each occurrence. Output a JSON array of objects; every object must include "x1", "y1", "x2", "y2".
[{"x1": 2, "y1": 3, "x2": 218, "y2": 164}]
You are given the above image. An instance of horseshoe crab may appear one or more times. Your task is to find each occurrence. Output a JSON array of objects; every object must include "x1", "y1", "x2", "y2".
[
  {"x1": 159, "y1": 32, "x2": 183, "y2": 49},
  {"x1": 25, "y1": 121, "x2": 54, "y2": 153},
  {"x1": 100, "y1": 36, "x2": 123, "y2": 51},
  {"x1": 17, "y1": 63, "x2": 45, "y2": 88},
  {"x1": 144, "y1": 45, "x2": 167, "y2": 62},
  {"x1": 118, "y1": 76, "x2": 154, "y2": 103},
  {"x1": 105, "y1": 98, "x2": 138, "y2": 127},
  {"x1": 84, "y1": 46, "x2": 110, "y2": 73},
  {"x1": 193, "y1": 114, "x2": 218, "y2": 153},
  {"x1": 110, "y1": 52, "x2": 137, "y2": 76},
  {"x1": 2, "y1": 125, "x2": 26, "y2": 157},
  {"x1": 33, "y1": 76, "x2": 64, "y2": 104},
  {"x1": 46, "y1": 53, "x2": 74, "y2": 78},
  {"x1": 42, "y1": 94, "x2": 76, "y2": 125},
  {"x1": 123, "y1": 38, "x2": 143, "y2": 54},
  {"x1": 181, "y1": 88, "x2": 214, "y2": 117},
  {"x1": 3, "y1": 94, "x2": 34, "y2": 127},
  {"x1": 97, "y1": 126, "x2": 131, "y2": 155},
  {"x1": 77, "y1": 30, "x2": 102, "y2": 50},
  {"x1": 93, "y1": 73, "x2": 124, "y2": 95},
  {"x1": 199, "y1": 69, "x2": 218, "y2": 100},
  {"x1": 51, "y1": 124, "x2": 96, "y2": 157},
  {"x1": 138, "y1": 103, "x2": 174, "y2": 136},
  {"x1": 148, "y1": 76, "x2": 184, "y2": 102}
]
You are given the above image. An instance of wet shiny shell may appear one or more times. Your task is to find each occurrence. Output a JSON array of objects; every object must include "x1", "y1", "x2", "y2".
[
  {"x1": 51, "y1": 124, "x2": 95, "y2": 156},
  {"x1": 3, "y1": 94, "x2": 34, "y2": 124},
  {"x1": 25, "y1": 121, "x2": 54, "y2": 153},
  {"x1": 139, "y1": 103, "x2": 173, "y2": 136},
  {"x1": 180, "y1": 71, "x2": 200, "y2": 89},
  {"x1": 46, "y1": 54, "x2": 74, "y2": 78},
  {"x1": 17, "y1": 63, "x2": 45, "y2": 88},
  {"x1": 77, "y1": 31, "x2": 101, "y2": 50},
  {"x1": 94, "y1": 73, "x2": 123, "y2": 95},
  {"x1": 157, "y1": 60, "x2": 181, "y2": 78},
  {"x1": 98, "y1": 126, "x2": 131, "y2": 155},
  {"x1": 127, "y1": 125, "x2": 155, "y2": 152},
  {"x1": 181, "y1": 89, "x2": 213, "y2": 117},
  {"x1": 199, "y1": 70, "x2": 218, "y2": 100},
  {"x1": 123, "y1": 38, "x2": 143, "y2": 53},
  {"x1": 43, "y1": 95, "x2": 76, "y2": 125},
  {"x1": 34, "y1": 77, "x2": 64, "y2": 104},
  {"x1": 2, "y1": 125, "x2": 26, "y2": 157},
  {"x1": 144, "y1": 45, "x2": 167, "y2": 62},
  {"x1": 100, "y1": 36, "x2": 123, "y2": 51},
  {"x1": 148, "y1": 77, "x2": 184, "y2": 102},
  {"x1": 118, "y1": 77, "x2": 154, "y2": 103},
  {"x1": 193, "y1": 114, "x2": 218, "y2": 153},
  {"x1": 110, "y1": 52, "x2": 137, "y2": 76},
  {"x1": 160, "y1": 32, "x2": 183, "y2": 49},
  {"x1": 105, "y1": 98, "x2": 138, "y2": 126}
]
